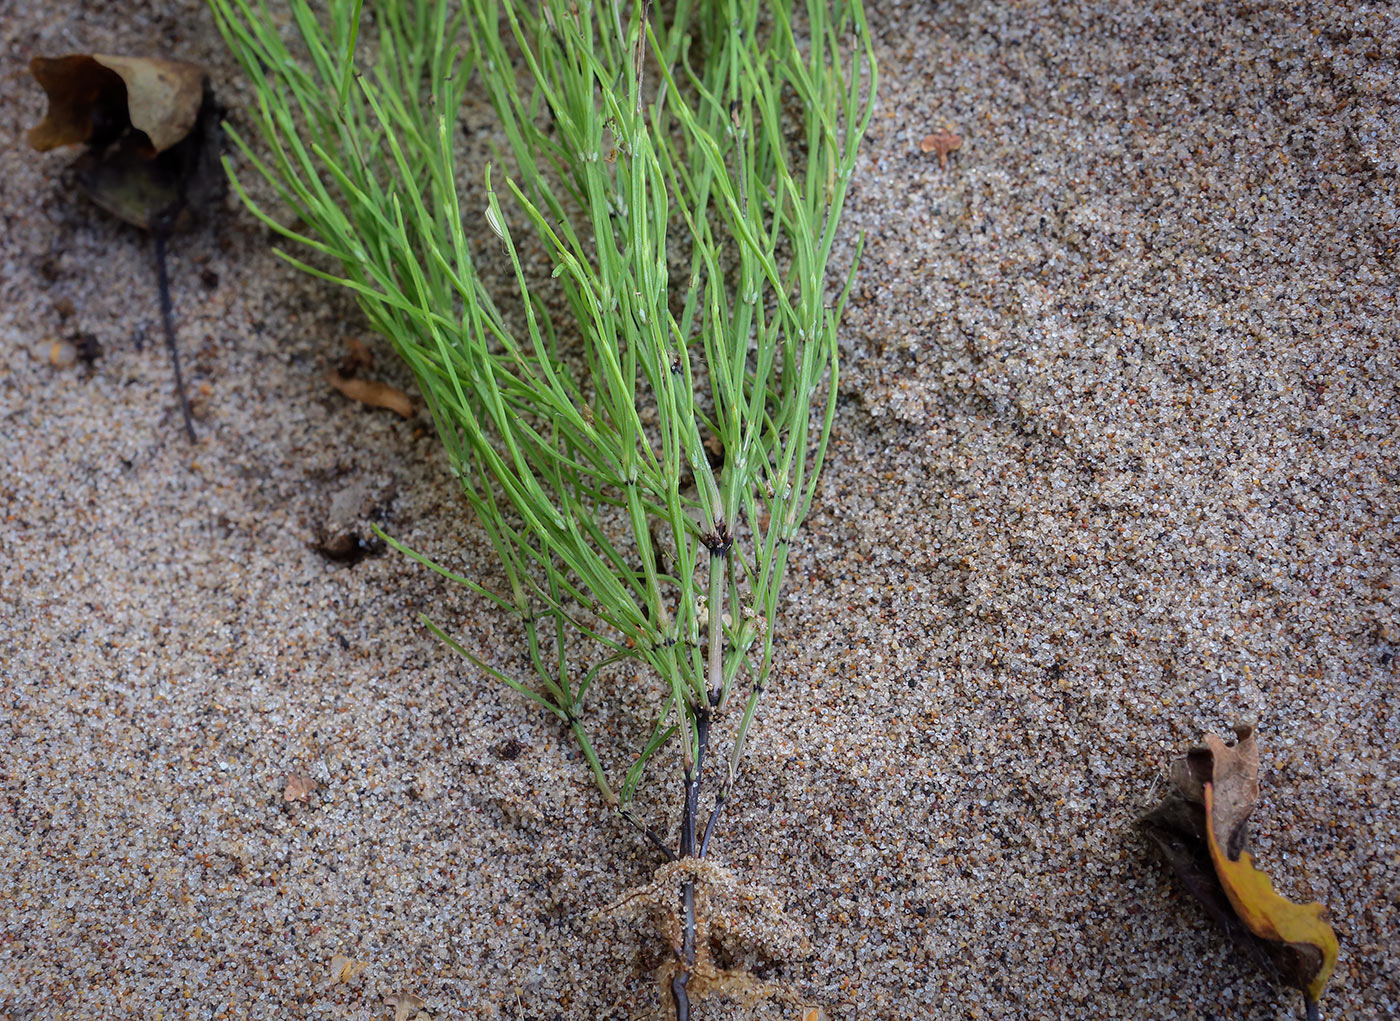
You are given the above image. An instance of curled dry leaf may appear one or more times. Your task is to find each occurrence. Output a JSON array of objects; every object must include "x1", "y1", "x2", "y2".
[
  {"x1": 28, "y1": 54, "x2": 206, "y2": 154},
  {"x1": 1141, "y1": 725, "x2": 1339, "y2": 1016},
  {"x1": 328, "y1": 954, "x2": 370, "y2": 984},
  {"x1": 329, "y1": 372, "x2": 414, "y2": 419},
  {"x1": 27, "y1": 54, "x2": 223, "y2": 233},
  {"x1": 1204, "y1": 785, "x2": 1339, "y2": 1005},
  {"x1": 1170, "y1": 724, "x2": 1260, "y2": 859}
]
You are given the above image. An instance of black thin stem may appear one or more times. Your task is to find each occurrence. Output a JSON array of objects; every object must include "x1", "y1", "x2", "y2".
[
  {"x1": 672, "y1": 873, "x2": 696, "y2": 1021},
  {"x1": 698, "y1": 793, "x2": 726, "y2": 858},
  {"x1": 154, "y1": 230, "x2": 196, "y2": 443},
  {"x1": 1305, "y1": 997, "x2": 1321, "y2": 1021},
  {"x1": 679, "y1": 766, "x2": 697, "y2": 859},
  {"x1": 681, "y1": 707, "x2": 709, "y2": 857},
  {"x1": 671, "y1": 701, "x2": 710, "y2": 1020},
  {"x1": 620, "y1": 808, "x2": 677, "y2": 862}
]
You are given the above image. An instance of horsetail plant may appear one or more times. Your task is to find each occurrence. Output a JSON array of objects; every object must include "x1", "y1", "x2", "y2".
[{"x1": 211, "y1": 0, "x2": 873, "y2": 1011}]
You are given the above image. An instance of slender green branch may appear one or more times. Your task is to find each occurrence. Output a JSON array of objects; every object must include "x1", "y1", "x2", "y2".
[{"x1": 211, "y1": 0, "x2": 875, "y2": 939}]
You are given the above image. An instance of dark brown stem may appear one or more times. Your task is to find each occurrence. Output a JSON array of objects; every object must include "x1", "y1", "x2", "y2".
[{"x1": 672, "y1": 872, "x2": 696, "y2": 1021}]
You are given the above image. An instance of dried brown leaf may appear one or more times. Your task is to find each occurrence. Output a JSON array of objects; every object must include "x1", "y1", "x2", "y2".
[
  {"x1": 26, "y1": 53, "x2": 223, "y2": 232},
  {"x1": 27, "y1": 56, "x2": 123, "y2": 151},
  {"x1": 329, "y1": 372, "x2": 414, "y2": 418},
  {"x1": 1169, "y1": 723, "x2": 1258, "y2": 858},
  {"x1": 28, "y1": 54, "x2": 206, "y2": 155},
  {"x1": 89, "y1": 55, "x2": 206, "y2": 153},
  {"x1": 1142, "y1": 725, "x2": 1339, "y2": 1012}
]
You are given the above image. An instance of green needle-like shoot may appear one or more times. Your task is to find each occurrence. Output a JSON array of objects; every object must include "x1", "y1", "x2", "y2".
[{"x1": 210, "y1": 0, "x2": 873, "y2": 1008}]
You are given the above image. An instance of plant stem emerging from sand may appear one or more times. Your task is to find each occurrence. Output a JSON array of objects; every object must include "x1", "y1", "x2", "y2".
[
  {"x1": 211, "y1": 0, "x2": 874, "y2": 1010},
  {"x1": 152, "y1": 228, "x2": 197, "y2": 444}
]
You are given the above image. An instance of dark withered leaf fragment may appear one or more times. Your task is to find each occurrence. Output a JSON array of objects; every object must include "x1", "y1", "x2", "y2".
[
  {"x1": 1141, "y1": 725, "x2": 1339, "y2": 1015},
  {"x1": 1140, "y1": 794, "x2": 1283, "y2": 981},
  {"x1": 28, "y1": 54, "x2": 224, "y2": 230},
  {"x1": 314, "y1": 532, "x2": 382, "y2": 564},
  {"x1": 26, "y1": 53, "x2": 225, "y2": 443}
]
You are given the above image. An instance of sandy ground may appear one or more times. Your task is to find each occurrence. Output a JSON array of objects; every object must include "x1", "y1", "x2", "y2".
[{"x1": 2, "y1": 0, "x2": 1397, "y2": 1018}]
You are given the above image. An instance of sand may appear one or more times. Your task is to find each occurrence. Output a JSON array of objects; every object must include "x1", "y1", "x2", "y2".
[{"x1": 2, "y1": 0, "x2": 1397, "y2": 1018}]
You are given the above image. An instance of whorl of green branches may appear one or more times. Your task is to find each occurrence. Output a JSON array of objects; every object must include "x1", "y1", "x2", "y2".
[{"x1": 210, "y1": 0, "x2": 874, "y2": 830}]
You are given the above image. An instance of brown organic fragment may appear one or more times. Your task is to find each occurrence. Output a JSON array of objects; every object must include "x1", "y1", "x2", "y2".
[
  {"x1": 283, "y1": 772, "x2": 316, "y2": 802},
  {"x1": 1141, "y1": 724, "x2": 1339, "y2": 1015},
  {"x1": 27, "y1": 56, "x2": 124, "y2": 151},
  {"x1": 28, "y1": 55, "x2": 207, "y2": 155},
  {"x1": 72, "y1": 333, "x2": 103, "y2": 365},
  {"x1": 920, "y1": 128, "x2": 962, "y2": 170},
  {"x1": 314, "y1": 531, "x2": 379, "y2": 564},
  {"x1": 27, "y1": 53, "x2": 223, "y2": 233},
  {"x1": 340, "y1": 337, "x2": 375, "y2": 375},
  {"x1": 88, "y1": 55, "x2": 207, "y2": 153},
  {"x1": 329, "y1": 372, "x2": 414, "y2": 418},
  {"x1": 1170, "y1": 723, "x2": 1259, "y2": 859}
]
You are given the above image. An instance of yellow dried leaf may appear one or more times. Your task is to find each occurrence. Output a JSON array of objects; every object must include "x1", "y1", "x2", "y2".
[
  {"x1": 328, "y1": 372, "x2": 414, "y2": 418},
  {"x1": 1204, "y1": 783, "x2": 1338, "y2": 1003}
]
